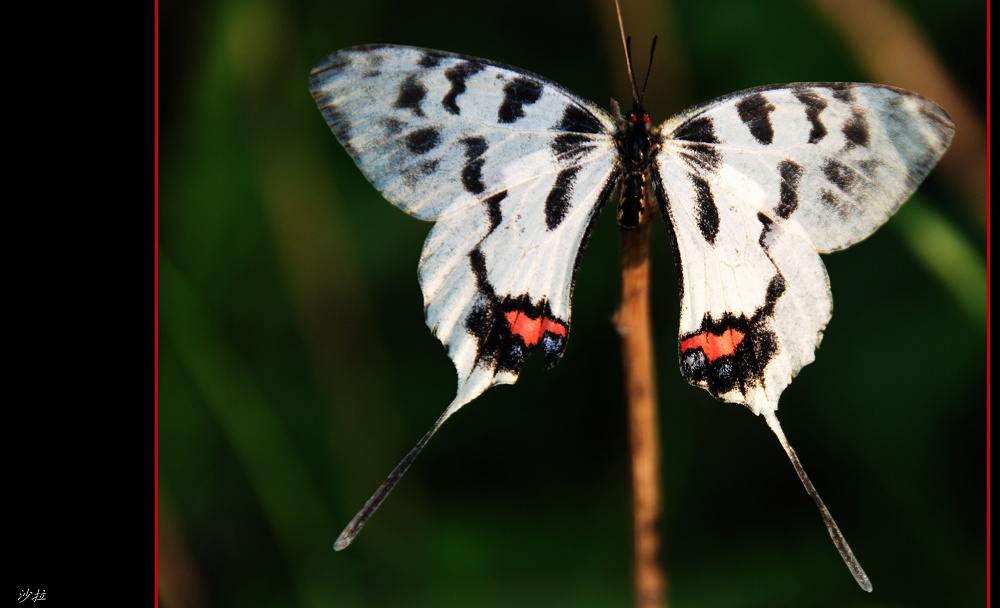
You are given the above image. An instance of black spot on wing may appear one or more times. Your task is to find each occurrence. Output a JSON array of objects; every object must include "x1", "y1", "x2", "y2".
[
  {"x1": 680, "y1": 144, "x2": 721, "y2": 173},
  {"x1": 384, "y1": 118, "x2": 403, "y2": 136},
  {"x1": 842, "y1": 109, "x2": 870, "y2": 148},
  {"x1": 674, "y1": 116, "x2": 722, "y2": 172},
  {"x1": 776, "y1": 160, "x2": 803, "y2": 219},
  {"x1": 544, "y1": 166, "x2": 580, "y2": 230},
  {"x1": 442, "y1": 60, "x2": 485, "y2": 115},
  {"x1": 460, "y1": 136, "x2": 489, "y2": 194},
  {"x1": 736, "y1": 93, "x2": 776, "y2": 145},
  {"x1": 828, "y1": 84, "x2": 856, "y2": 103},
  {"x1": 822, "y1": 158, "x2": 858, "y2": 194},
  {"x1": 673, "y1": 116, "x2": 720, "y2": 144},
  {"x1": 394, "y1": 75, "x2": 427, "y2": 117},
  {"x1": 468, "y1": 248, "x2": 495, "y2": 297},
  {"x1": 498, "y1": 77, "x2": 543, "y2": 123},
  {"x1": 691, "y1": 174, "x2": 719, "y2": 244},
  {"x1": 551, "y1": 134, "x2": 593, "y2": 163},
  {"x1": 405, "y1": 127, "x2": 442, "y2": 154},
  {"x1": 793, "y1": 90, "x2": 828, "y2": 144},
  {"x1": 484, "y1": 190, "x2": 507, "y2": 234},
  {"x1": 418, "y1": 51, "x2": 446, "y2": 68},
  {"x1": 820, "y1": 189, "x2": 849, "y2": 217},
  {"x1": 462, "y1": 158, "x2": 486, "y2": 193},
  {"x1": 763, "y1": 274, "x2": 786, "y2": 316},
  {"x1": 460, "y1": 135, "x2": 489, "y2": 159},
  {"x1": 419, "y1": 159, "x2": 440, "y2": 176},
  {"x1": 556, "y1": 105, "x2": 605, "y2": 134},
  {"x1": 858, "y1": 158, "x2": 881, "y2": 177}
]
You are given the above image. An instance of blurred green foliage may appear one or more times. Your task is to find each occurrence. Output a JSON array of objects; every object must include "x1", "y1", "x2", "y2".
[{"x1": 159, "y1": 0, "x2": 985, "y2": 606}]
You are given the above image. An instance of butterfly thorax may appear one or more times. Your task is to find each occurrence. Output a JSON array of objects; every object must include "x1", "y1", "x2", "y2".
[{"x1": 616, "y1": 105, "x2": 659, "y2": 229}]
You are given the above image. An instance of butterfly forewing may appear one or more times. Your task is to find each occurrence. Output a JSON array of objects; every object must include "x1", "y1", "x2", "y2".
[{"x1": 653, "y1": 83, "x2": 954, "y2": 415}]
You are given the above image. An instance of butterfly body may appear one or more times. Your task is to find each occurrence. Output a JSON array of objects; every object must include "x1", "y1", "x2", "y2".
[
  {"x1": 310, "y1": 43, "x2": 953, "y2": 586},
  {"x1": 615, "y1": 103, "x2": 658, "y2": 228}
]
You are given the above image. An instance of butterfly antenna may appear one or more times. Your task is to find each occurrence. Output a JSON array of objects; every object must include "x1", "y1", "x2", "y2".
[
  {"x1": 614, "y1": 0, "x2": 640, "y2": 105},
  {"x1": 638, "y1": 36, "x2": 658, "y2": 107},
  {"x1": 763, "y1": 411, "x2": 873, "y2": 591},
  {"x1": 334, "y1": 409, "x2": 453, "y2": 550}
]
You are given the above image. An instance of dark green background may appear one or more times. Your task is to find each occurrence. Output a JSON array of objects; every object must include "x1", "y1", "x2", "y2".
[{"x1": 159, "y1": 1, "x2": 986, "y2": 606}]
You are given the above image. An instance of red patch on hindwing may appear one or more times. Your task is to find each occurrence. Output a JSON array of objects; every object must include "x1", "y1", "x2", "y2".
[
  {"x1": 680, "y1": 328, "x2": 745, "y2": 362},
  {"x1": 504, "y1": 310, "x2": 568, "y2": 348}
]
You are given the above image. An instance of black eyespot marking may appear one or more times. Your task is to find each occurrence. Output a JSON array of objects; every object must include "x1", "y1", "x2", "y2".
[
  {"x1": 442, "y1": 60, "x2": 485, "y2": 115},
  {"x1": 842, "y1": 109, "x2": 871, "y2": 148},
  {"x1": 736, "y1": 93, "x2": 776, "y2": 145},
  {"x1": 691, "y1": 174, "x2": 719, "y2": 244},
  {"x1": 794, "y1": 90, "x2": 828, "y2": 144},
  {"x1": 776, "y1": 159, "x2": 803, "y2": 219},
  {"x1": 405, "y1": 127, "x2": 442, "y2": 154},
  {"x1": 544, "y1": 166, "x2": 579, "y2": 230},
  {"x1": 394, "y1": 75, "x2": 427, "y2": 116},
  {"x1": 498, "y1": 77, "x2": 543, "y2": 123}
]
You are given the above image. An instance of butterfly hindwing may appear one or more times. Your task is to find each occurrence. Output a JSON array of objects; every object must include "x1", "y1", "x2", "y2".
[
  {"x1": 310, "y1": 45, "x2": 620, "y2": 413},
  {"x1": 653, "y1": 83, "x2": 954, "y2": 415}
]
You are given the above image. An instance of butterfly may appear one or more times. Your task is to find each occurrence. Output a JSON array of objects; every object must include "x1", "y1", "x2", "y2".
[{"x1": 309, "y1": 29, "x2": 953, "y2": 591}]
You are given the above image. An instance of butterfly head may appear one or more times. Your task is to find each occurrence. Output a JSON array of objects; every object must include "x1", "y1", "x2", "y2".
[{"x1": 624, "y1": 108, "x2": 654, "y2": 164}]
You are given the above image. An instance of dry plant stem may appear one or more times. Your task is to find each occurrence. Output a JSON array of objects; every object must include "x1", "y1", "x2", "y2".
[{"x1": 616, "y1": 214, "x2": 666, "y2": 608}]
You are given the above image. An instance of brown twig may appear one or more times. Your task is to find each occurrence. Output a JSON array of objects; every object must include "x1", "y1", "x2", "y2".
[{"x1": 615, "y1": 211, "x2": 666, "y2": 608}]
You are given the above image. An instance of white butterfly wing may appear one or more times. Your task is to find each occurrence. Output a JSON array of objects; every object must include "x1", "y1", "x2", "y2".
[
  {"x1": 654, "y1": 83, "x2": 954, "y2": 415},
  {"x1": 310, "y1": 45, "x2": 619, "y2": 415}
]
